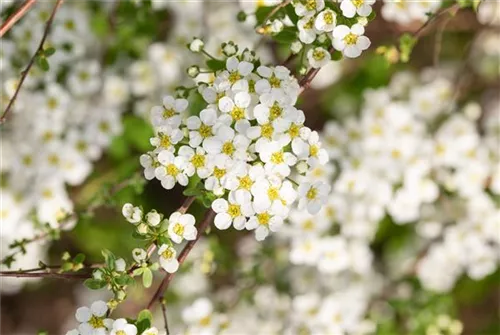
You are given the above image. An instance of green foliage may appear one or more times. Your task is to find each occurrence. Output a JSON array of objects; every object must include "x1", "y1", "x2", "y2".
[
  {"x1": 136, "y1": 309, "x2": 153, "y2": 334},
  {"x1": 399, "y1": 33, "x2": 418, "y2": 63},
  {"x1": 255, "y1": 6, "x2": 275, "y2": 26}
]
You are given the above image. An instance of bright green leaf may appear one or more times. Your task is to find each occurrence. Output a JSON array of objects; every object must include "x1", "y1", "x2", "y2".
[{"x1": 142, "y1": 268, "x2": 153, "y2": 288}]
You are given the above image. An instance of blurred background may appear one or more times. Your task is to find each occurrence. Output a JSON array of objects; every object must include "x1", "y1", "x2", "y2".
[{"x1": 0, "y1": 0, "x2": 499, "y2": 334}]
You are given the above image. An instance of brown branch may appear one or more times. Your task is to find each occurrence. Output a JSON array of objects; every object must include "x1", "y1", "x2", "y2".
[
  {"x1": 0, "y1": 0, "x2": 64, "y2": 125},
  {"x1": 413, "y1": 3, "x2": 460, "y2": 39},
  {"x1": 146, "y1": 208, "x2": 215, "y2": 310},
  {"x1": 0, "y1": 271, "x2": 90, "y2": 280},
  {"x1": 160, "y1": 298, "x2": 170, "y2": 335},
  {"x1": 0, "y1": 0, "x2": 37, "y2": 37}
]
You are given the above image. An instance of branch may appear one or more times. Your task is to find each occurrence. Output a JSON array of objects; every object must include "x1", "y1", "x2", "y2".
[
  {"x1": 160, "y1": 298, "x2": 170, "y2": 335},
  {"x1": 146, "y1": 208, "x2": 216, "y2": 310},
  {"x1": 413, "y1": 3, "x2": 460, "y2": 40},
  {"x1": 0, "y1": 0, "x2": 37, "y2": 37},
  {"x1": 0, "y1": 0, "x2": 64, "y2": 125},
  {"x1": 0, "y1": 271, "x2": 90, "y2": 280}
]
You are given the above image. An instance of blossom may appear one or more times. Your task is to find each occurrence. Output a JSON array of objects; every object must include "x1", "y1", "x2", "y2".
[
  {"x1": 340, "y1": 0, "x2": 375, "y2": 18},
  {"x1": 155, "y1": 150, "x2": 188, "y2": 189},
  {"x1": 110, "y1": 319, "x2": 137, "y2": 335},
  {"x1": 122, "y1": 203, "x2": 143, "y2": 224},
  {"x1": 167, "y1": 212, "x2": 197, "y2": 243},
  {"x1": 211, "y1": 190, "x2": 254, "y2": 230},
  {"x1": 150, "y1": 95, "x2": 188, "y2": 128},
  {"x1": 307, "y1": 47, "x2": 331, "y2": 69},
  {"x1": 315, "y1": 9, "x2": 337, "y2": 32},
  {"x1": 158, "y1": 244, "x2": 179, "y2": 273},
  {"x1": 332, "y1": 24, "x2": 371, "y2": 58},
  {"x1": 297, "y1": 181, "x2": 330, "y2": 214},
  {"x1": 75, "y1": 301, "x2": 113, "y2": 335}
]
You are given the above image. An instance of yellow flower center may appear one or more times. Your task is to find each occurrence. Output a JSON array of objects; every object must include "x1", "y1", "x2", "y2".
[
  {"x1": 343, "y1": 33, "x2": 358, "y2": 45},
  {"x1": 269, "y1": 103, "x2": 283, "y2": 120},
  {"x1": 22, "y1": 155, "x2": 32, "y2": 166},
  {"x1": 306, "y1": 187, "x2": 318, "y2": 200},
  {"x1": 288, "y1": 124, "x2": 301, "y2": 138},
  {"x1": 261, "y1": 123, "x2": 274, "y2": 139},
  {"x1": 267, "y1": 187, "x2": 280, "y2": 201},
  {"x1": 47, "y1": 97, "x2": 58, "y2": 109},
  {"x1": 230, "y1": 106, "x2": 245, "y2": 121},
  {"x1": 89, "y1": 315, "x2": 105, "y2": 329},
  {"x1": 228, "y1": 204, "x2": 241, "y2": 218},
  {"x1": 166, "y1": 164, "x2": 179, "y2": 176},
  {"x1": 352, "y1": 0, "x2": 364, "y2": 8},
  {"x1": 199, "y1": 124, "x2": 212, "y2": 138},
  {"x1": 222, "y1": 142, "x2": 235, "y2": 156},
  {"x1": 313, "y1": 49, "x2": 326, "y2": 61},
  {"x1": 173, "y1": 223, "x2": 184, "y2": 235},
  {"x1": 160, "y1": 134, "x2": 171, "y2": 148},
  {"x1": 324, "y1": 11, "x2": 335, "y2": 25},
  {"x1": 76, "y1": 141, "x2": 87, "y2": 152},
  {"x1": 303, "y1": 16, "x2": 315, "y2": 30},
  {"x1": 270, "y1": 151, "x2": 284, "y2": 164},
  {"x1": 199, "y1": 316, "x2": 211, "y2": 326},
  {"x1": 99, "y1": 121, "x2": 110, "y2": 132},
  {"x1": 163, "y1": 108, "x2": 175, "y2": 119},
  {"x1": 48, "y1": 154, "x2": 59, "y2": 166},
  {"x1": 305, "y1": 0, "x2": 316, "y2": 11},
  {"x1": 191, "y1": 154, "x2": 206, "y2": 168},
  {"x1": 302, "y1": 220, "x2": 315, "y2": 231},
  {"x1": 238, "y1": 176, "x2": 253, "y2": 190},
  {"x1": 248, "y1": 80, "x2": 256, "y2": 93},
  {"x1": 310, "y1": 145, "x2": 319, "y2": 157},
  {"x1": 162, "y1": 248, "x2": 175, "y2": 259},
  {"x1": 228, "y1": 72, "x2": 241, "y2": 84},
  {"x1": 269, "y1": 75, "x2": 281, "y2": 88},
  {"x1": 116, "y1": 331, "x2": 126, "y2": 335},
  {"x1": 213, "y1": 167, "x2": 226, "y2": 179},
  {"x1": 257, "y1": 212, "x2": 271, "y2": 226}
]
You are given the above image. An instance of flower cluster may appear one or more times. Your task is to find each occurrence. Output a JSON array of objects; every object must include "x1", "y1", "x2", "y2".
[
  {"x1": 0, "y1": 2, "x2": 128, "y2": 293},
  {"x1": 122, "y1": 203, "x2": 197, "y2": 274},
  {"x1": 255, "y1": 0, "x2": 373, "y2": 63},
  {"x1": 141, "y1": 47, "x2": 330, "y2": 241}
]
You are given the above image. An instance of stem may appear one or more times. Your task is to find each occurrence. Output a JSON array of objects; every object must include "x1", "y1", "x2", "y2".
[
  {"x1": 160, "y1": 298, "x2": 170, "y2": 335},
  {"x1": 146, "y1": 208, "x2": 216, "y2": 310},
  {"x1": 0, "y1": 0, "x2": 37, "y2": 37},
  {"x1": 413, "y1": 3, "x2": 460, "y2": 39},
  {"x1": 0, "y1": 0, "x2": 64, "y2": 125},
  {"x1": 0, "y1": 271, "x2": 90, "y2": 280}
]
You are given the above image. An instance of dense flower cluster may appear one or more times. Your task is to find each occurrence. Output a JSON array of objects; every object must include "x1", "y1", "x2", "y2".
[
  {"x1": 141, "y1": 47, "x2": 330, "y2": 241},
  {"x1": 381, "y1": 0, "x2": 442, "y2": 24},
  {"x1": 0, "y1": 3, "x2": 128, "y2": 293}
]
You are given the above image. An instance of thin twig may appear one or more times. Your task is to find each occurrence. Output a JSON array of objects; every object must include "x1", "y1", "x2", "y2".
[
  {"x1": 160, "y1": 298, "x2": 170, "y2": 335},
  {"x1": 413, "y1": 3, "x2": 460, "y2": 39},
  {"x1": 146, "y1": 208, "x2": 215, "y2": 310},
  {"x1": 0, "y1": 0, "x2": 64, "y2": 125},
  {"x1": 0, "y1": 271, "x2": 90, "y2": 280},
  {"x1": 0, "y1": 0, "x2": 37, "y2": 37}
]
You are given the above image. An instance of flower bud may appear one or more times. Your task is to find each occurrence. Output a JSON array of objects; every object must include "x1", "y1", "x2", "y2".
[{"x1": 189, "y1": 38, "x2": 204, "y2": 53}]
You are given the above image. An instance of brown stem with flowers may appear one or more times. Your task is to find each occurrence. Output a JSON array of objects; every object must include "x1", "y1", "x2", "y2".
[{"x1": 0, "y1": 0, "x2": 64, "y2": 125}]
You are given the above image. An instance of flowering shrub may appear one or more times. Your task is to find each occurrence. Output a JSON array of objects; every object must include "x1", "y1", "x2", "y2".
[{"x1": 0, "y1": 1, "x2": 498, "y2": 334}]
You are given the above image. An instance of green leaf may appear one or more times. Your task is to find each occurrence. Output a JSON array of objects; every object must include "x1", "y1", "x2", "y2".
[
  {"x1": 137, "y1": 309, "x2": 153, "y2": 322},
  {"x1": 399, "y1": 33, "x2": 417, "y2": 63},
  {"x1": 115, "y1": 274, "x2": 134, "y2": 286},
  {"x1": 273, "y1": 27, "x2": 298, "y2": 44},
  {"x1": 61, "y1": 262, "x2": 73, "y2": 272},
  {"x1": 142, "y1": 268, "x2": 153, "y2": 288},
  {"x1": 102, "y1": 249, "x2": 116, "y2": 271},
  {"x1": 84, "y1": 278, "x2": 106, "y2": 290},
  {"x1": 132, "y1": 268, "x2": 144, "y2": 276},
  {"x1": 37, "y1": 56, "x2": 49, "y2": 71},
  {"x1": 367, "y1": 11, "x2": 377, "y2": 21},
  {"x1": 73, "y1": 253, "x2": 85, "y2": 264},
  {"x1": 206, "y1": 59, "x2": 226, "y2": 72},
  {"x1": 43, "y1": 47, "x2": 56, "y2": 57},
  {"x1": 285, "y1": 4, "x2": 299, "y2": 24},
  {"x1": 255, "y1": 6, "x2": 275, "y2": 25}
]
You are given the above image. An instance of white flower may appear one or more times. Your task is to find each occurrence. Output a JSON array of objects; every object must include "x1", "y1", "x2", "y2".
[
  {"x1": 251, "y1": 177, "x2": 297, "y2": 216},
  {"x1": 140, "y1": 153, "x2": 158, "y2": 180},
  {"x1": 178, "y1": 146, "x2": 213, "y2": 179},
  {"x1": 221, "y1": 56, "x2": 254, "y2": 88},
  {"x1": 318, "y1": 237, "x2": 350, "y2": 274},
  {"x1": 203, "y1": 125, "x2": 250, "y2": 162},
  {"x1": 292, "y1": 129, "x2": 329, "y2": 167},
  {"x1": 186, "y1": 108, "x2": 218, "y2": 148},
  {"x1": 115, "y1": 258, "x2": 126, "y2": 272},
  {"x1": 158, "y1": 244, "x2": 179, "y2": 273},
  {"x1": 204, "y1": 158, "x2": 233, "y2": 196},
  {"x1": 150, "y1": 95, "x2": 188, "y2": 128},
  {"x1": 75, "y1": 301, "x2": 113, "y2": 335},
  {"x1": 297, "y1": 181, "x2": 330, "y2": 214},
  {"x1": 246, "y1": 209, "x2": 284, "y2": 241},
  {"x1": 332, "y1": 24, "x2": 371, "y2": 58},
  {"x1": 168, "y1": 212, "x2": 197, "y2": 243},
  {"x1": 218, "y1": 91, "x2": 252, "y2": 124},
  {"x1": 211, "y1": 190, "x2": 254, "y2": 230},
  {"x1": 315, "y1": 9, "x2": 336, "y2": 32},
  {"x1": 307, "y1": 47, "x2": 331, "y2": 69},
  {"x1": 340, "y1": 0, "x2": 375, "y2": 18},
  {"x1": 146, "y1": 210, "x2": 162, "y2": 226},
  {"x1": 297, "y1": 15, "x2": 318, "y2": 44},
  {"x1": 150, "y1": 125, "x2": 184, "y2": 152},
  {"x1": 155, "y1": 151, "x2": 188, "y2": 189},
  {"x1": 294, "y1": 0, "x2": 325, "y2": 16},
  {"x1": 189, "y1": 38, "x2": 204, "y2": 52},
  {"x1": 122, "y1": 203, "x2": 143, "y2": 224},
  {"x1": 259, "y1": 140, "x2": 297, "y2": 177},
  {"x1": 110, "y1": 319, "x2": 137, "y2": 335},
  {"x1": 132, "y1": 248, "x2": 147, "y2": 263}
]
